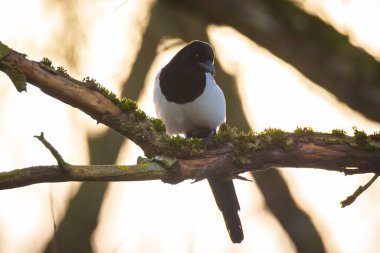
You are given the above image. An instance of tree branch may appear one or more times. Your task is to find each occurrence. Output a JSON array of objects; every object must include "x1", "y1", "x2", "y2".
[
  {"x1": 1, "y1": 42, "x2": 380, "y2": 195},
  {"x1": 1, "y1": 128, "x2": 380, "y2": 190},
  {"x1": 35, "y1": 132, "x2": 69, "y2": 173},
  {"x1": 0, "y1": 163, "x2": 168, "y2": 190},
  {"x1": 340, "y1": 174, "x2": 379, "y2": 208}
]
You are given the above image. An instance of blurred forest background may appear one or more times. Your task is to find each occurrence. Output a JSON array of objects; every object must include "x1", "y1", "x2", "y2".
[{"x1": 1, "y1": 0, "x2": 380, "y2": 252}]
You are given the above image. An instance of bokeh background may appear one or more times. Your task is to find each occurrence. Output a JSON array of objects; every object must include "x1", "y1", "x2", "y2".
[{"x1": 1, "y1": 0, "x2": 380, "y2": 252}]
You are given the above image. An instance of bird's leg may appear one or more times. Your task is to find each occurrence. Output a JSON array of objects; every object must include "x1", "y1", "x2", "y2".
[{"x1": 203, "y1": 129, "x2": 216, "y2": 142}]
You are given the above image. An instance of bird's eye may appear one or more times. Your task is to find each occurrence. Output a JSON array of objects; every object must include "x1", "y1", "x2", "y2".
[{"x1": 194, "y1": 54, "x2": 200, "y2": 60}]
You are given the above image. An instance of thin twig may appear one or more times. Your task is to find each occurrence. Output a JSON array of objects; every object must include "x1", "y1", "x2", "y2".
[
  {"x1": 340, "y1": 174, "x2": 379, "y2": 208},
  {"x1": 34, "y1": 132, "x2": 69, "y2": 174}
]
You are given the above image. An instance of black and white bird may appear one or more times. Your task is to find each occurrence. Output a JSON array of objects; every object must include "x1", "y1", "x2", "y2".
[{"x1": 154, "y1": 40, "x2": 244, "y2": 243}]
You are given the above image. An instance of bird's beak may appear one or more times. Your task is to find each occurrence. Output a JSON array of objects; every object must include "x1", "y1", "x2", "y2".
[{"x1": 198, "y1": 60, "x2": 216, "y2": 75}]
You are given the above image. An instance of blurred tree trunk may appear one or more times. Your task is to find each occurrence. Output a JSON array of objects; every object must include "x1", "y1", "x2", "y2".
[
  {"x1": 166, "y1": 0, "x2": 380, "y2": 123},
  {"x1": 44, "y1": 183, "x2": 107, "y2": 253},
  {"x1": 254, "y1": 170, "x2": 326, "y2": 252}
]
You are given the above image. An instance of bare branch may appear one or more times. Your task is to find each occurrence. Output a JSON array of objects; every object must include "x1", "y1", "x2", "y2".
[
  {"x1": 35, "y1": 132, "x2": 69, "y2": 173},
  {"x1": 341, "y1": 174, "x2": 379, "y2": 208}
]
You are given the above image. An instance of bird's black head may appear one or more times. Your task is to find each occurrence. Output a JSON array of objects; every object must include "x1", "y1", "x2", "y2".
[
  {"x1": 171, "y1": 40, "x2": 216, "y2": 75},
  {"x1": 159, "y1": 41, "x2": 216, "y2": 104}
]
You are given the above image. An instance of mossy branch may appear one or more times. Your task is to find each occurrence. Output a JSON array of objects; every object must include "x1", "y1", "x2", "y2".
[
  {"x1": 1, "y1": 42, "x2": 380, "y2": 207},
  {"x1": 0, "y1": 44, "x2": 168, "y2": 157}
]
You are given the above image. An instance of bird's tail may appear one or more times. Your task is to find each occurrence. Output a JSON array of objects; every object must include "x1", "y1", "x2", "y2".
[{"x1": 208, "y1": 178, "x2": 244, "y2": 243}]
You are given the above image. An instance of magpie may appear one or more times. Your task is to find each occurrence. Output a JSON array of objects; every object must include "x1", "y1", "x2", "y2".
[{"x1": 153, "y1": 40, "x2": 244, "y2": 243}]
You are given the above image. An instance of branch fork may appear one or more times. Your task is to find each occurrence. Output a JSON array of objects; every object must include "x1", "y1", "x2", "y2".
[{"x1": 34, "y1": 132, "x2": 69, "y2": 174}]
